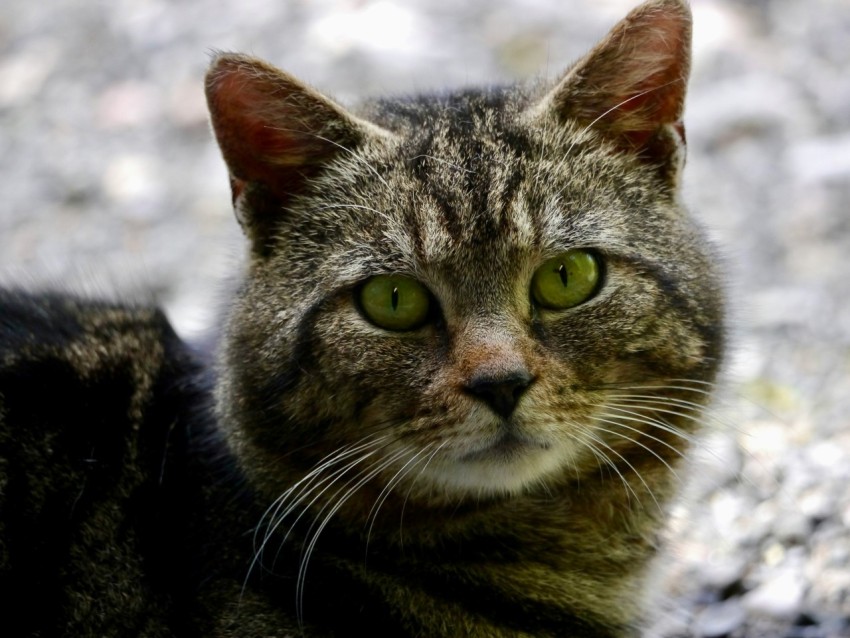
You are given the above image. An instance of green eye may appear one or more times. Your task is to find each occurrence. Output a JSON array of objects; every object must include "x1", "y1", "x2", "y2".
[
  {"x1": 359, "y1": 275, "x2": 431, "y2": 331},
  {"x1": 531, "y1": 250, "x2": 601, "y2": 310}
]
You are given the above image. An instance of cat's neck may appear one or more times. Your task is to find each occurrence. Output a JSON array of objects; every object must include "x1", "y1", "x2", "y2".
[{"x1": 301, "y1": 481, "x2": 660, "y2": 636}]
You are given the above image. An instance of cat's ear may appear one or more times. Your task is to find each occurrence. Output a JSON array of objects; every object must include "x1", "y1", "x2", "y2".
[
  {"x1": 205, "y1": 53, "x2": 395, "y2": 252},
  {"x1": 530, "y1": 0, "x2": 691, "y2": 182}
]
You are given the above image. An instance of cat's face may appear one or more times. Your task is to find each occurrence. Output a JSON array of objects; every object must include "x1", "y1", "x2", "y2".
[{"x1": 209, "y1": 0, "x2": 723, "y2": 507}]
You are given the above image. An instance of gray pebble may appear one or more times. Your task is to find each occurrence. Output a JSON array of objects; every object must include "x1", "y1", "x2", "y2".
[{"x1": 693, "y1": 598, "x2": 747, "y2": 638}]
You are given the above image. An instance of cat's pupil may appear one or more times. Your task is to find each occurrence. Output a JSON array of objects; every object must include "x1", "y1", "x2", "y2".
[
  {"x1": 391, "y1": 287, "x2": 399, "y2": 311},
  {"x1": 557, "y1": 264, "x2": 568, "y2": 287}
]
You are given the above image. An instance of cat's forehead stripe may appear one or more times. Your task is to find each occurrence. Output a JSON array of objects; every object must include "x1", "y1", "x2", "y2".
[{"x1": 396, "y1": 108, "x2": 542, "y2": 263}]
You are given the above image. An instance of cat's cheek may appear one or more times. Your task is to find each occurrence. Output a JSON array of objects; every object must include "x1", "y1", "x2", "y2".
[
  {"x1": 300, "y1": 307, "x2": 444, "y2": 427},
  {"x1": 620, "y1": 318, "x2": 709, "y2": 375}
]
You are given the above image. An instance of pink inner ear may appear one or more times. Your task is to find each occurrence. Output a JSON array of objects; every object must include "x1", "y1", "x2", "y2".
[
  {"x1": 630, "y1": 14, "x2": 687, "y2": 122},
  {"x1": 552, "y1": 1, "x2": 691, "y2": 147},
  {"x1": 603, "y1": 6, "x2": 690, "y2": 132},
  {"x1": 206, "y1": 55, "x2": 372, "y2": 208},
  {"x1": 207, "y1": 66, "x2": 308, "y2": 184}
]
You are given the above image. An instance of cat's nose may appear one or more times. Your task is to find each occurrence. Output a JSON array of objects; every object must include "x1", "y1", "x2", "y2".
[{"x1": 464, "y1": 369, "x2": 535, "y2": 418}]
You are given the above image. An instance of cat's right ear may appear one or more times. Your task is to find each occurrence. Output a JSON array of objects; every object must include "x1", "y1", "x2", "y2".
[
  {"x1": 205, "y1": 53, "x2": 395, "y2": 253},
  {"x1": 527, "y1": 0, "x2": 692, "y2": 186}
]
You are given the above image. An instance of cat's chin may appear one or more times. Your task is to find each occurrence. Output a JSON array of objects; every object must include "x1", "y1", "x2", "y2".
[{"x1": 421, "y1": 435, "x2": 571, "y2": 497}]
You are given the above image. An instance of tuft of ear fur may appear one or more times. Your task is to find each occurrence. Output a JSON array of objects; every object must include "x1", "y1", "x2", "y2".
[
  {"x1": 531, "y1": 0, "x2": 691, "y2": 180},
  {"x1": 205, "y1": 53, "x2": 394, "y2": 252}
]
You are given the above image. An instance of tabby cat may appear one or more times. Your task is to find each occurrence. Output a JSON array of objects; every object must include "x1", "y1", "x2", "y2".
[{"x1": 0, "y1": 0, "x2": 723, "y2": 635}]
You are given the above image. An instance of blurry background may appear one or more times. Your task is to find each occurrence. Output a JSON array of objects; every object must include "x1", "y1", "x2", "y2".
[{"x1": 1, "y1": 0, "x2": 848, "y2": 635}]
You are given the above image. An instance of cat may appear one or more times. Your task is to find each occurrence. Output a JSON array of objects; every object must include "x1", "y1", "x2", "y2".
[{"x1": 0, "y1": 0, "x2": 723, "y2": 636}]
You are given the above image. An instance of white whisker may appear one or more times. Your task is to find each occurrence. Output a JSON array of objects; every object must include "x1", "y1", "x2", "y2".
[
  {"x1": 398, "y1": 441, "x2": 448, "y2": 547},
  {"x1": 364, "y1": 442, "x2": 436, "y2": 556},
  {"x1": 592, "y1": 418, "x2": 682, "y2": 483},
  {"x1": 603, "y1": 393, "x2": 708, "y2": 413},
  {"x1": 245, "y1": 435, "x2": 390, "y2": 595},
  {"x1": 580, "y1": 432, "x2": 642, "y2": 507},
  {"x1": 582, "y1": 429, "x2": 662, "y2": 512},
  {"x1": 295, "y1": 446, "x2": 412, "y2": 626},
  {"x1": 596, "y1": 403, "x2": 700, "y2": 445}
]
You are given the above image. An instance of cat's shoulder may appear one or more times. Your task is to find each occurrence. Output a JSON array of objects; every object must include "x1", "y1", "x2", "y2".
[
  {"x1": 0, "y1": 288, "x2": 200, "y2": 381},
  {"x1": 0, "y1": 289, "x2": 217, "y2": 634},
  {"x1": 1, "y1": 288, "x2": 176, "y2": 354},
  {"x1": 0, "y1": 288, "x2": 205, "y2": 489}
]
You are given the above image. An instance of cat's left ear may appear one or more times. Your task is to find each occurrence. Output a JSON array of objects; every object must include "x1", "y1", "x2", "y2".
[{"x1": 529, "y1": 0, "x2": 691, "y2": 184}]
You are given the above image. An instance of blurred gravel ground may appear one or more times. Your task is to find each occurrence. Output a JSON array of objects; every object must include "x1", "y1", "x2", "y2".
[{"x1": 1, "y1": 1, "x2": 849, "y2": 636}]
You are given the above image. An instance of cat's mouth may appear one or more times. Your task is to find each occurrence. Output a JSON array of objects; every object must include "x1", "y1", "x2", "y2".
[{"x1": 459, "y1": 430, "x2": 550, "y2": 463}]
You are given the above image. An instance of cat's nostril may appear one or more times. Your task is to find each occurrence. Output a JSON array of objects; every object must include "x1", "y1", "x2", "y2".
[{"x1": 464, "y1": 369, "x2": 535, "y2": 418}]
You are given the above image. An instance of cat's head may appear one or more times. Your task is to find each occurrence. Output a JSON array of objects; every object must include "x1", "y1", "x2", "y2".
[{"x1": 207, "y1": 0, "x2": 723, "y2": 508}]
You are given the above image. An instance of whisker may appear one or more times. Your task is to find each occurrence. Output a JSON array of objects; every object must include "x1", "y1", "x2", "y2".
[
  {"x1": 597, "y1": 381, "x2": 717, "y2": 398},
  {"x1": 364, "y1": 442, "x2": 436, "y2": 557},
  {"x1": 591, "y1": 418, "x2": 683, "y2": 484},
  {"x1": 295, "y1": 446, "x2": 412, "y2": 626},
  {"x1": 580, "y1": 432, "x2": 642, "y2": 507},
  {"x1": 246, "y1": 436, "x2": 391, "y2": 592},
  {"x1": 602, "y1": 397, "x2": 741, "y2": 437},
  {"x1": 254, "y1": 434, "x2": 389, "y2": 544},
  {"x1": 255, "y1": 435, "x2": 389, "y2": 552},
  {"x1": 271, "y1": 443, "x2": 394, "y2": 555},
  {"x1": 595, "y1": 403, "x2": 701, "y2": 445},
  {"x1": 603, "y1": 393, "x2": 708, "y2": 413},
  {"x1": 581, "y1": 429, "x2": 662, "y2": 512},
  {"x1": 398, "y1": 441, "x2": 448, "y2": 548}
]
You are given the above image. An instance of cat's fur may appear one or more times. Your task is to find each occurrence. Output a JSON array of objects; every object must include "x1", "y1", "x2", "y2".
[{"x1": 0, "y1": 1, "x2": 723, "y2": 636}]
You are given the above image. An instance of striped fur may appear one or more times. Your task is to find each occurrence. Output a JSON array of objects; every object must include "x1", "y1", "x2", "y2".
[
  {"x1": 208, "y1": 0, "x2": 723, "y2": 636},
  {"x1": 0, "y1": 1, "x2": 722, "y2": 636}
]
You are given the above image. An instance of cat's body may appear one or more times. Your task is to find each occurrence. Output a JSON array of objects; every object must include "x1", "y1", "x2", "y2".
[{"x1": 0, "y1": 1, "x2": 723, "y2": 636}]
